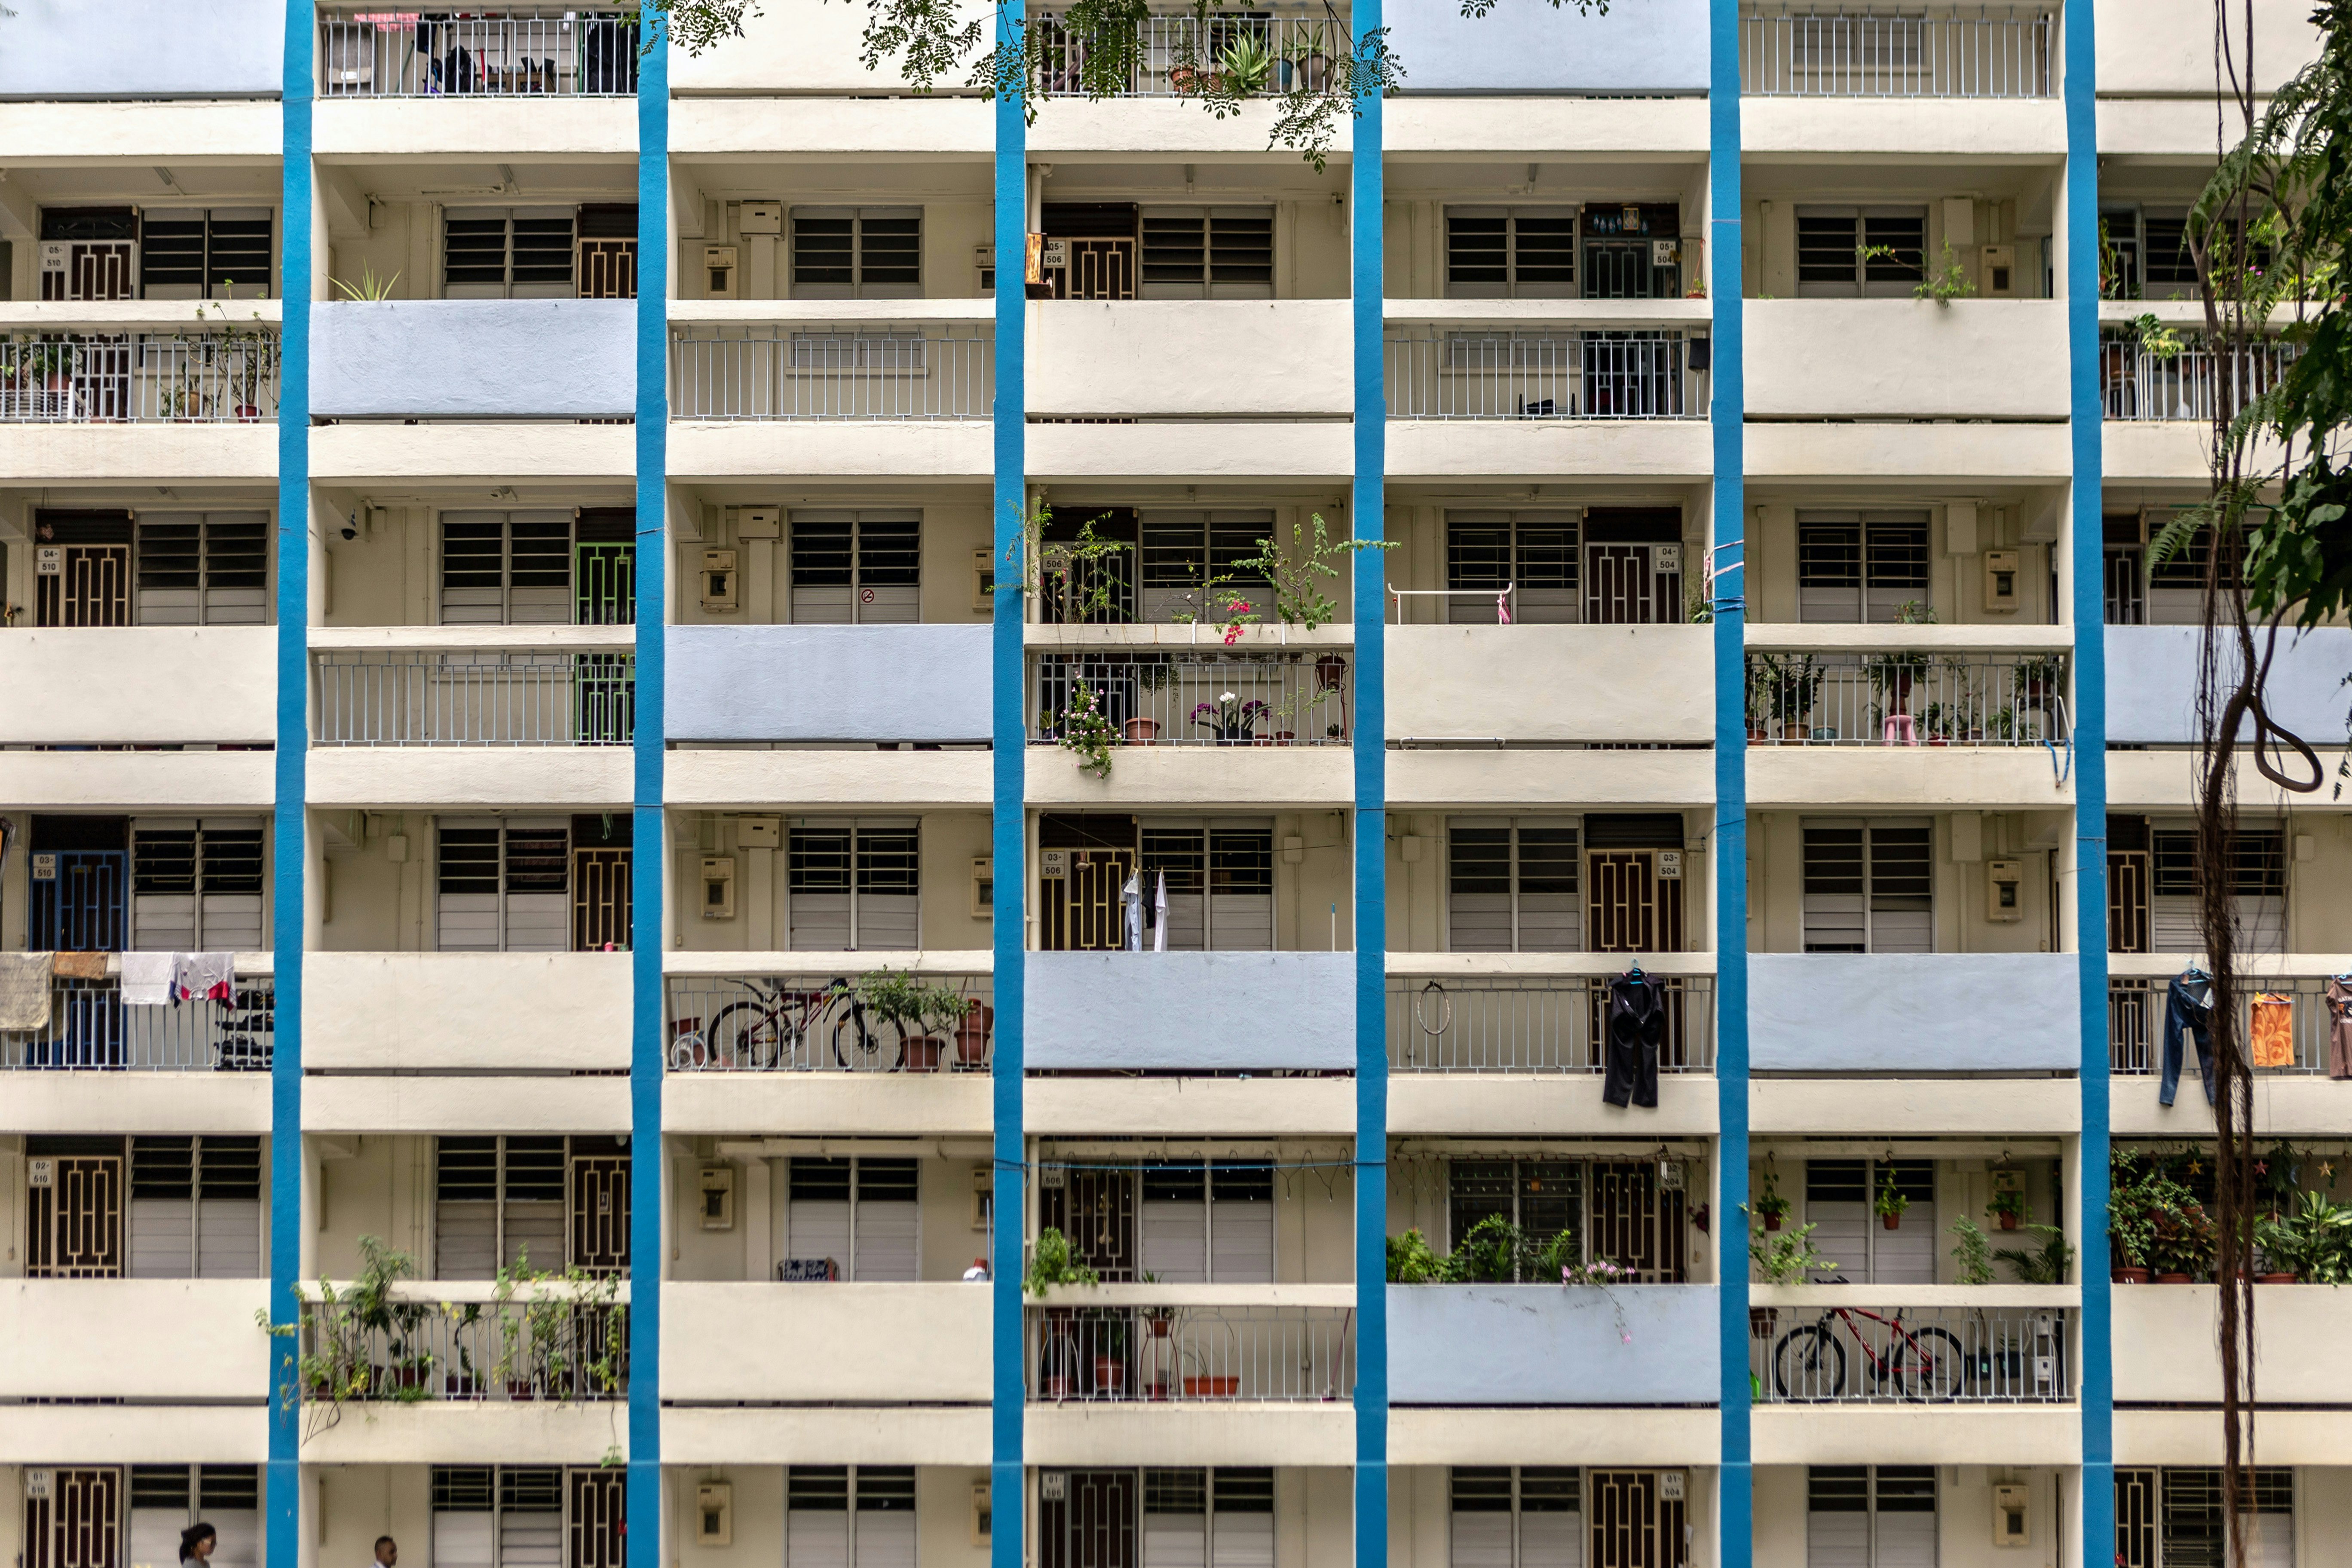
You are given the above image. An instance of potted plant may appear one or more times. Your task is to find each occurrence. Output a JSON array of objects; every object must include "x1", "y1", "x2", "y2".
[
  {"x1": 855, "y1": 969, "x2": 961, "y2": 1072},
  {"x1": 1314, "y1": 652, "x2": 1349, "y2": 692},
  {"x1": 2150, "y1": 1199, "x2": 2216, "y2": 1283},
  {"x1": 2012, "y1": 655, "x2": 2064, "y2": 710},
  {"x1": 1213, "y1": 33, "x2": 1274, "y2": 95},
  {"x1": 1993, "y1": 1225, "x2": 2076, "y2": 1285},
  {"x1": 1874, "y1": 1168, "x2": 1911, "y2": 1231},
  {"x1": 952, "y1": 996, "x2": 994, "y2": 1067},
  {"x1": 1752, "y1": 1164, "x2": 1792, "y2": 1232},
  {"x1": 1987, "y1": 1188, "x2": 2028, "y2": 1232},
  {"x1": 1749, "y1": 653, "x2": 1822, "y2": 743},
  {"x1": 1750, "y1": 1221, "x2": 1836, "y2": 1286},
  {"x1": 1122, "y1": 717, "x2": 1161, "y2": 744},
  {"x1": 1192, "y1": 692, "x2": 1267, "y2": 744}
]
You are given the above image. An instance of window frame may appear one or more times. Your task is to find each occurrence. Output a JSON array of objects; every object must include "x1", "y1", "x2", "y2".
[
  {"x1": 1444, "y1": 815, "x2": 1583, "y2": 953},
  {"x1": 1442, "y1": 509, "x2": 1580, "y2": 624},
  {"x1": 1444, "y1": 205, "x2": 1580, "y2": 300},
  {"x1": 790, "y1": 206, "x2": 925, "y2": 300},
  {"x1": 1137, "y1": 205, "x2": 1277, "y2": 300},
  {"x1": 1801, "y1": 818, "x2": 1934, "y2": 954},
  {"x1": 1794, "y1": 205, "x2": 1929, "y2": 299},
  {"x1": 442, "y1": 206, "x2": 581, "y2": 300},
  {"x1": 786, "y1": 817, "x2": 923, "y2": 951},
  {"x1": 787, "y1": 509, "x2": 925, "y2": 625},
  {"x1": 128, "y1": 815, "x2": 268, "y2": 952},
  {"x1": 1794, "y1": 510, "x2": 1932, "y2": 625}
]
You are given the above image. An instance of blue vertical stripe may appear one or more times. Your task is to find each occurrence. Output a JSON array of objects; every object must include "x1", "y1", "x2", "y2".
[
  {"x1": 1708, "y1": 4, "x2": 1751, "y2": 1563},
  {"x1": 2064, "y1": 1, "x2": 2112, "y2": 1559},
  {"x1": 990, "y1": 20, "x2": 1030, "y2": 1568},
  {"x1": 1350, "y1": 19, "x2": 1387, "y2": 1568},
  {"x1": 268, "y1": 3, "x2": 312, "y2": 1561},
  {"x1": 632, "y1": 24, "x2": 671, "y2": 1565}
]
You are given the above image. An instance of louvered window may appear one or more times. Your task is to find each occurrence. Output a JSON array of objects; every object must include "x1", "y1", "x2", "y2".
[
  {"x1": 1449, "y1": 1468, "x2": 1583, "y2": 1568},
  {"x1": 138, "y1": 208, "x2": 273, "y2": 300},
  {"x1": 434, "y1": 1136, "x2": 629, "y2": 1278},
  {"x1": 2115, "y1": 1468, "x2": 2295, "y2": 1568},
  {"x1": 1138, "y1": 208, "x2": 1276, "y2": 298},
  {"x1": 787, "y1": 818, "x2": 920, "y2": 949},
  {"x1": 130, "y1": 1468, "x2": 259, "y2": 1568},
  {"x1": 1799, "y1": 1160, "x2": 1935, "y2": 1286},
  {"x1": 1446, "y1": 208, "x2": 1578, "y2": 299},
  {"x1": 1136, "y1": 510, "x2": 1275, "y2": 622},
  {"x1": 1445, "y1": 510, "x2": 1579, "y2": 624},
  {"x1": 130, "y1": 818, "x2": 264, "y2": 952},
  {"x1": 1795, "y1": 512, "x2": 1931, "y2": 623},
  {"x1": 432, "y1": 1467, "x2": 625, "y2": 1568},
  {"x1": 2150, "y1": 822, "x2": 2285, "y2": 955},
  {"x1": 1138, "y1": 1469, "x2": 1274, "y2": 1568},
  {"x1": 1136, "y1": 1161, "x2": 1274, "y2": 1283},
  {"x1": 783, "y1": 1158, "x2": 919, "y2": 1281},
  {"x1": 2101, "y1": 208, "x2": 2199, "y2": 302},
  {"x1": 1139, "y1": 821, "x2": 1274, "y2": 951},
  {"x1": 790, "y1": 207, "x2": 923, "y2": 298},
  {"x1": 1806, "y1": 1467, "x2": 1936, "y2": 1568},
  {"x1": 1801, "y1": 821, "x2": 1932, "y2": 953},
  {"x1": 437, "y1": 818, "x2": 576, "y2": 952},
  {"x1": 128, "y1": 1136, "x2": 263, "y2": 1280},
  {"x1": 1448, "y1": 818, "x2": 1581, "y2": 952},
  {"x1": 134, "y1": 512, "x2": 270, "y2": 625},
  {"x1": 788, "y1": 511, "x2": 922, "y2": 623},
  {"x1": 1795, "y1": 207, "x2": 1926, "y2": 297},
  {"x1": 444, "y1": 208, "x2": 579, "y2": 298},
  {"x1": 784, "y1": 1467, "x2": 919, "y2": 1568}
]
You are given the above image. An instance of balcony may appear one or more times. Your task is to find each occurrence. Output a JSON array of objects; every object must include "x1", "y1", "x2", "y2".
[
  {"x1": 1384, "y1": 316, "x2": 1707, "y2": 423},
  {"x1": 0, "y1": 0, "x2": 283, "y2": 98},
  {"x1": 1386, "y1": 970, "x2": 1715, "y2": 1075},
  {"x1": 318, "y1": 8, "x2": 640, "y2": 97},
  {"x1": 1743, "y1": 644, "x2": 2070, "y2": 749},
  {"x1": 2100, "y1": 329, "x2": 2293, "y2": 422},
  {"x1": 2113, "y1": 1285, "x2": 2352, "y2": 1405},
  {"x1": 1032, "y1": 302, "x2": 1351, "y2": 420},
  {"x1": 0, "y1": 1280, "x2": 270, "y2": 1402},
  {"x1": 668, "y1": 317, "x2": 993, "y2": 421},
  {"x1": 1027, "y1": 9, "x2": 1349, "y2": 96},
  {"x1": 313, "y1": 637, "x2": 636, "y2": 747},
  {"x1": 1744, "y1": 301, "x2": 2067, "y2": 420},
  {"x1": 1387, "y1": 1284, "x2": 1718, "y2": 1404},
  {"x1": 312, "y1": 300, "x2": 636, "y2": 421},
  {"x1": 2105, "y1": 625, "x2": 2352, "y2": 747},
  {"x1": 2, "y1": 968, "x2": 274, "y2": 1072},
  {"x1": 1027, "y1": 952, "x2": 1354, "y2": 1071},
  {"x1": 303, "y1": 952, "x2": 631, "y2": 1072},
  {"x1": 1, "y1": 628, "x2": 275, "y2": 746},
  {"x1": 1, "y1": 324, "x2": 282, "y2": 425},
  {"x1": 1028, "y1": 642, "x2": 1355, "y2": 750},
  {"x1": 665, "y1": 970, "x2": 996, "y2": 1073},
  {"x1": 2109, "y1": 971, "x2": 2342, "y2": 1078},
  {"x1": 1749, "y1": 953, "x2": 2080, "y2": 1072},
  {"x1": 1385, "y1": 624, "x2": 1712, "y2": 744},
  {"x1": 1384, "y1": 0, "x2": 1706, "y2": 93},
  {"x1": 1737, "y1": 5, "x2": 2055, "y2": 98},
  {"x1": 1024, "y1": 1288, "x2": 1355, "y2": 1403},
  {"x1": 298, "y1": 1282, "x2": 627, "y2": 1403},
  {"x1": 1748, "y1": 1287, "x2": 2075, "y2": 1404},
  {"x1": 668, "y1": 1282, "x2": 989, "y2": 1401},
  {"x1": 668, "y1": 625, "x2": 992, "y2": 744}
]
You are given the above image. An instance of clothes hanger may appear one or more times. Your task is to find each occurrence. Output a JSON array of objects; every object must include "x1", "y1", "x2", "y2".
[{"x1": 1625, "y1": 960, "x2": 1647, "y2": 983}]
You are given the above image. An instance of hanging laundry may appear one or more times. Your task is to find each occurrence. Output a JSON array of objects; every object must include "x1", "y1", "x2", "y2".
[
  {"x1": 1153, "y1": 871, "x2": 1168, "y2": 953},
  {"x1": 121, "y1": 951, "x2": 177, "y2": 1007},
  {"x1": 2329, "y1": 977, "x2": 2352, "y2": 1082},
  {"x1": 0, "y1": 952, "x2": 55, "y2": 1032},
  {"x1": 51, "y1": 952, "x2": 110, "y2": 980},
  {"x1": 1603, "y1": 970, "x2": 1666, "y2": 1109},
  {"x1": 2247, "y1": 991, "x2": 2295, "y2": 1069},
  {"x1": 175, "y1": 952, "x2": 236, "y2": 1004}
]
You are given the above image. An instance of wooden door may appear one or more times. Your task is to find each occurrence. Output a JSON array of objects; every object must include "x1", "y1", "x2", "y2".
[
  {"x1": 2108, "y1": 849, "x2": 2150, "y2": 954},
  {"x1": 1587, "y1": 1472, "x2": 1685, "y2": 1568},
  {"x1": 1589, "y1": 1161, "x2": 1685, "y2": 1283},
  {"x1": 578, "y1": 239, "x2": 638, "y2": 300}
]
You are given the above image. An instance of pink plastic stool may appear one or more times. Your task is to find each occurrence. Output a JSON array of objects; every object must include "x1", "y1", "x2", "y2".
[{"x1": 1883, "y1": 714, "x2": 1919, "y2": 746}]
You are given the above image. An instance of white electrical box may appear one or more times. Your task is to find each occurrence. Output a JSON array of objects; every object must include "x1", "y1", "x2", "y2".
[
  {"x1": 1981, "y1": 243, "x2": 2018, "y2": 297},
  {"x1": 973, "y1": 547, "x2": 996, "y2": 611},
  {"x1": 696, "y1": 1482, "x2": 734, "y2": 1547},
  {"x1": 972, "y1": 1167, "x2": 994, "y2": 1228},
  {"x1": 738, "y1": 815, "x2": 781, "y2": 850},
  {"x1": 1987, "y1": 859, "x2": 2024, "y2": 922},
  {"x1": 1984, "y1": 550, "x2": 2021, "y2": 613},
  {"x1": 972, "y1": 857, "x2": 994, "y2": 919},
  {"x1": 1946, "y1": 501, "x2": 1980, "y2": 557},
  {"x1": 700, "y1": 856, "x2": 737, "y2": 920},
  {"x1": 698, "y1": 1165, "x2": 736, "y2": 1230},
  {"x1": 740, "y1": 201, "x2": 782, "y2": 236},
  {"x1": 703, "y1": 244, "x2": 739, "y2": 298},
  {"x1": 1991, "y1": 1483, "x2": 2029, "y2": 1547},
  {"x1": 735, "y1": 505, "x2": 781, "y2": 540},
  {"x1": 701, "y1": 548, "x2": 739, "y2": 613}
]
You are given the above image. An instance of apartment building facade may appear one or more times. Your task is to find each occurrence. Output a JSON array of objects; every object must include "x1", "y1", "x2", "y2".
[{"x1": 1, "y1": 2, "x2": 2349, "y2": 1567}]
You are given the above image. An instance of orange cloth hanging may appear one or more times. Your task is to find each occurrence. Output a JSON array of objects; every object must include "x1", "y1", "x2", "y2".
[{"x1": 2251, "y1": 992, "x2": 2295, "y2": 1069}]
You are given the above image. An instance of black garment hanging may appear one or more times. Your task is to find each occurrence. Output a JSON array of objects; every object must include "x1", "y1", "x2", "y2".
[{"x1": 1603, "y1": 971, "x2": 1665, "y2": 1109}]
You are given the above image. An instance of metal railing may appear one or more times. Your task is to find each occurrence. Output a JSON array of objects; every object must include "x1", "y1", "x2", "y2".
[
  {"x1": 315, "y1": 651, "x2": 635, "y2": 746},
  {"x1": 1028, "y1": 9, "x2": 1350, "y2": 96},
  {"x1": 1384, "y1": 330, "x2": 1701, "y2": 421},
  {"x1": 304, "y1": 1297, "x2": 627, "y2": 1403},
  {"x1": 667, "y1": 974, "x2": 996, "y2": 1072},
  {"x1": 1388, "y1": 975, "x2": 1716, "y2": 1073},
  {"x1": 0, "y1": 332, "x2": 282, "y2": 424},
  {"x1": 1749, "y1": 1302, "x2": 2073, "y2": 1403},
  {"x1": 319, "y1": 9, "x2": 640, "y2": 97},
  {"x1": 669, "y1": 326, "x2": 994, "y2": 421},
  {"x1": 1739, "y1": 6, "x2": 2055, "y2": 97},
  {"x1": 2110, "y1": 977, "x2": 2338, "y2": 1076},
  {"x1": 1, "y1": 976, "x2": 273, "y2": 1072},
  {"x1": 1027, "y1": 649, "x2": 1355, "y2": 745},
  {"x1": 1745, "y1": 650, "x2": 2068, "y2": 746},
  {"x1": 2100, "y1": 334, "x2": 2296, "y2": 422},
  {"x1": 1024, "y1": 1304, "x2": 1355, "y2": 1402}
]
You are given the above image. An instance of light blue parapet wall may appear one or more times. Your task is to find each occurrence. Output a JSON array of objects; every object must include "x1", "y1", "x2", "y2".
[
  {"x1": 667, "y1": 625, "x2": 993, "y2": 742},
  {"x1": 312, "y1": 300, "x2": 636, "y2": 419},
  {"x1": 2106, "y1": 625, "x2": 2352, "y2": 747},
  {"x1": 0, "y1": 0, "x2": 285, "y2": 97},
  {"x1": 1750, "y1": 952, "x2": 2080, "y2": 1072},
  {"x1": 1026, "y1": 951, "x2": 1356, "y2": 1069},
  {"x1": 1383, "y1": 0, "x2": 1708, "y2": 93},
  {"x1": 1387, "y1": 1285, "x2": 1721, "y2": 1404}
]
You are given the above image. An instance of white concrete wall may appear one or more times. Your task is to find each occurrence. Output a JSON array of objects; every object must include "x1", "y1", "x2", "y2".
[
  {"x1": 1028, "y1": 302, "x2": 1352, "y2": 419},
  {"x1": 304, "y1": 952, "x2": 633, "y2": 1070},
  {"x1": 2095, "y1": 0, "x2": 2322, "y2": 93},
  {"x1": 2113, "y1": 1285, "x2": 2352, "y2": 1403},
  {"x1": 0, "y1": 1280, "x2": 269, "y2": 1400},
  {"x1": 1386, "y1": 626, "x2": 1712, "y2": 743},
  {"x1": 312, "y1": 301, "x2": 637, "y2": 419},
  {"x1": 664, "y1": 1283, "x2": 990, "y2": 1401},
  {"x1": 1745, "y1": 302, "x2": 2069, "y2": 420},
  {"x1": 0, "y1": 628, "x2": 274, "y2": 744},
  {"x1": 0, "y1": 0, "x2": 282, "y2": 97}
]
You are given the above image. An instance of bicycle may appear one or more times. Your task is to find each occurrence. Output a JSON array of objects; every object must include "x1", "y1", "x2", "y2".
[
  {"x1": 1770, "y1": 1278, "x2": 1966, "y2": 1402},
  {"x1": 677, "y1": 977, "x2": 906, "y2": 1072}
]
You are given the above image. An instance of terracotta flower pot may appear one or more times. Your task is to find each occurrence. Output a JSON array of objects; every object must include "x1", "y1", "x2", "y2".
[
  {"x1": 1881, "y1": 1213, "x2": 1901, "y2": 1230},
  {"x1": 2156, "y1": 1272, "x2": 2193, "y2": 1284},
  {"x1": 1044, "y1": 1375, "x2": 1077, "y2": 1402},
  {"x1": 903, "y1": 1036, "x2": 944, "y2": 1072},
  {"x1": 1123, "y1": 717, "x2": 1160, "y2": 744},
  {"x1": 1781, "y1": 723, "x2": 1804, "y2": 742},
  {"x1": 1145, "y1": 1314, "x2": 1175, "y2": 1338},
  {"x1": 1998, "y1": 1213, "x2": 2020, "y2": 1231},
  {"x1": 508, "y1": 1380, "x2": 538, "y2": 1401},
  {"x1": 2259, "y1": 1271, "x2": 2299, "y2": 1284},
  {"x1": 956, "y1": 1004, "x2": 994, "y2": 1066},
  {"x1": 1182, "y1": 1375, "x2": 1240, "y2": 1399},
  {"x1": 1762, "y1": 1213, "x2": 1783, "y2": 1232},
  {"x1": 1093, "y1": 1357, "x2": 1127, "y2": 1394},
  {"x1": 2112, "y1": 1267, "x2": 2152, "y2": 1284},
  {"x1": 1749, "y1": 1306, "x2": 1778, "y2": 1340}
]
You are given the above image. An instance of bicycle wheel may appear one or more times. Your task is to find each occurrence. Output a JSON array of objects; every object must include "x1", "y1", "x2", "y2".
[
  {"x1": 707, "y1": 1001, "x2": 778, "y2": 1070},
  {"x1": 834, "y1": 1009, "x2": 903, "y2": 1072},
  {"x1": 1772, "y1": 1324, "x2": 1847, "y2": 1402},
  {"x1": 1891, "y1": 1326, "x2": 1967, "y2": 1402}
]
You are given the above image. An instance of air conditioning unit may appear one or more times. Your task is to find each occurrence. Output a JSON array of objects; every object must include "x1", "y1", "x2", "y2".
[{"x1": 739, "y1": 201, "x2": 782, "y2": 236}]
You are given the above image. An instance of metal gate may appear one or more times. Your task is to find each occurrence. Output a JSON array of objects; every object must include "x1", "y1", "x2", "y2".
[
  {"x1": 1589, "y1": 1162, "x2": 1686, "y2": 1283},
  {"x1": 48, "y1": 242, "x2": 136, "y2": 301},
  {"x1": 569, "y1": 1153, "x2": 631, "y2": 1274},
  {"x1": 31, "y1": 850, "x2": 128, "y2": 953},
  {"x1": 1042, "y1": 1165, "x2": 1137, "y2": 1279},
  {"x1": 578, "y1": 240, "x2": 638, "y2": 300},
  {"x1": 575, "y1": 542, "x2": 636, "y2": 625},
  {"x1": 2109, "y1": 849, "x2": 2150, "y2": 953},
  {"x1": 1586, "y1": 850, "x2": 1683, "y2": 955},
  {"x1": 1041, "y1": 1471, "x2": 1139, "y2": 1568},
  {"x1": 572, "y1": 847, "x2": 631, "y2": 951},
  {"x1": 29, "y1": 1154, "x2": 125, "y2": 1277},
  {"x1": 24, "y1": 1467, "x2": 121, "y2": 1568},
  {"x1": 1583, "y1": 544, "x2": 1677, "y2": 625},
  {"x1": 1041, "y1": 847, "x2": 1137, "y2": 952},
  {"x1": 573, "y1": 653, "x2": 635, "y2": 744},
  {"x1": 2114, "y1": 1470, "x2": 2156, "y2": 1568},
  {"x1": 567, "y1": 1468, "x2": 627, "y2": 1568},
  {"x1": 1051, "y1": 239, "x2": 1138, "y2": 300},
  {"x1": 37, "y1": 544, "x2": 132, "y2": 626},
  {"x1": 1586, "y1": 1472, "x2": 1686, "y2": 1568}
]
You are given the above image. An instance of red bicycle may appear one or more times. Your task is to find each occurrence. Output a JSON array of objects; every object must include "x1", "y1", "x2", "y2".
[{"x1": 1770, "y1": 1280, "x2": 1966, "y2": 1402}]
